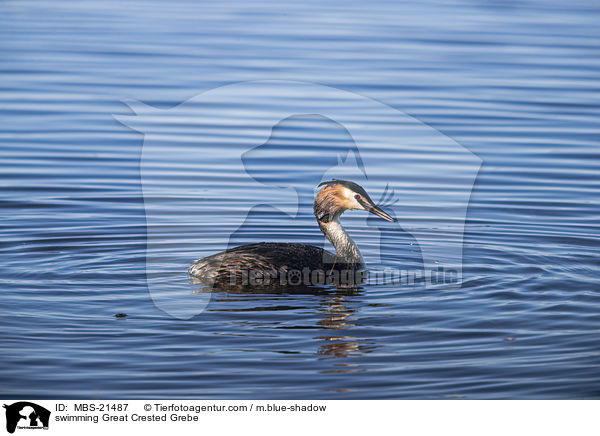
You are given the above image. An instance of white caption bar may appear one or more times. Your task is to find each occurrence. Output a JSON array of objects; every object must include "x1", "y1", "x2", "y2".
[{"x1": 0, "y1": 400, "x2": 597, "y2": 436}]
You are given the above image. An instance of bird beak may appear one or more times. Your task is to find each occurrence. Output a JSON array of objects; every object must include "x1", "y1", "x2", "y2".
[{"x1": 357, "y1": 198, "x2": 396, "y2": 222}]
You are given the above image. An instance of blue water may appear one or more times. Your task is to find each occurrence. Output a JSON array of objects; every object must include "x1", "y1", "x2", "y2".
[{"x1": 1, "y1": 0, "x2": 599, "y2": 399}]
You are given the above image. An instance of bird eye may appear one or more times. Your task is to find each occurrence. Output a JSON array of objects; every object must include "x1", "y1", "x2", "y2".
[{"x1": 354, "y1": 194, "x2": 361, "y2": 200}]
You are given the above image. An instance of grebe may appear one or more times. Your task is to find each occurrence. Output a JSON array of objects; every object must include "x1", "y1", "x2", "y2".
[{"x1": 189, "y1": 179, "x2": 395, "y2": 287}]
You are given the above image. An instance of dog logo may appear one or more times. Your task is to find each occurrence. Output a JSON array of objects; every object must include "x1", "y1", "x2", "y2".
[{"x1": 3, "y1": 402, "x2": 50, "y2": 434}]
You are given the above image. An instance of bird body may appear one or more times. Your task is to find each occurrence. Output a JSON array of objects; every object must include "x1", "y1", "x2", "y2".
[
  {"x1": 189, "y1": 179, "x2": 395, "y2": 288},
  {"x1": 189, "y1": 242, "x2": 336, "y2": 282}
]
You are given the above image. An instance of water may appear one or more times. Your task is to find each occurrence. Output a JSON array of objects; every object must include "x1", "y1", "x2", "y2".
[{"x1": 1, "y1": 0, "x2": 599, "y2": 399}]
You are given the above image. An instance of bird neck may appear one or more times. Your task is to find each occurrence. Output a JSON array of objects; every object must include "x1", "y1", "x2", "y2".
[{"x1": 318, "y1": 218, "x2": 363, "y2": 265}]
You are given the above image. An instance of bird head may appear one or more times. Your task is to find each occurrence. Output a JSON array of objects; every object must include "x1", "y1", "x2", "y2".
[{"x1": 314, "y1": 179, "x2": 396, "y2": 223}]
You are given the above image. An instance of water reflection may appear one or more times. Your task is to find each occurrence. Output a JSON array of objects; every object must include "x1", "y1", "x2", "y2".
[
  {"x1": 200, "y1": 284, "x2": 378, "y2": 360},
  {"x1": 316, "y1": 293, "x2": 363, "y2": 359}
]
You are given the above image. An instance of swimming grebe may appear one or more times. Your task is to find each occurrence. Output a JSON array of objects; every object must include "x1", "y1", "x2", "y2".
[{"x1": 189, "y1": 179, "x2": 395, "y2": 287}]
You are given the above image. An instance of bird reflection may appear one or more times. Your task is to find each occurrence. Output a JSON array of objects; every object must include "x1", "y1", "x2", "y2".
[
  {"x1": 315, "y1": 293, "x2": 361, "y2": 358},
  {"x1": 194, "y1": 283, "x2": 379, "y2": 361}
]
